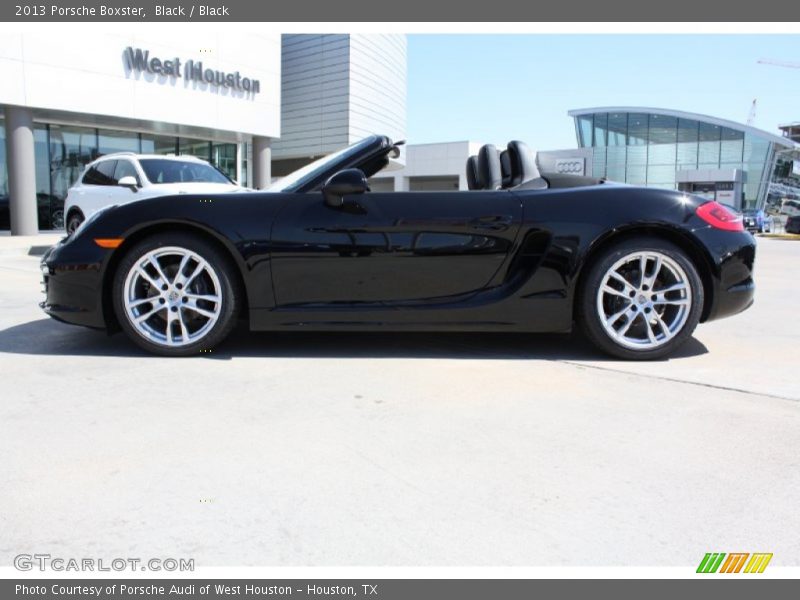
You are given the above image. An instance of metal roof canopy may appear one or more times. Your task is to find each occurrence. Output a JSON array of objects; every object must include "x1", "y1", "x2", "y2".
[{"x1": 568, "y1": 107, "x2": 796, "y2": 150}]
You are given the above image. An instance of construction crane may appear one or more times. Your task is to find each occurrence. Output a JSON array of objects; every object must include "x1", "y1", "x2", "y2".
[
  {"x1": 757, "y1": 58, "x2": 800, "y2": 69},
  {"x1": 747, "y1": 99, "x2": 757, "y2": 126}
]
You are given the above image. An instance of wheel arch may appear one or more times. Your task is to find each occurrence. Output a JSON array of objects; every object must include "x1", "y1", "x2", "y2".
[
  {"x1": 65, "y1": 206, "x2": 84, "y2": 223},
  {"x1": 101, "y1": 221, "x2": 250, "y2": 332},
  {"x1": 573, "y1": 224, "x2": 716, "y2": 323}
]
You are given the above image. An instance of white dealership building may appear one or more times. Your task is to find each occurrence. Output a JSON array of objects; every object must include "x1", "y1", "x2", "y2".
[{"x1": 0, "y1": 32, "x2": 407, "y2": 234}]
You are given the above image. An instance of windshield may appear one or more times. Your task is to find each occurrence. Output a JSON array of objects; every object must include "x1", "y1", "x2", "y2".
[
  {"x1": 268, "y1": 137, "x2": 379, "y2": 193},
  {"x1": 139, "y1": 159, "x2": 232, "y2": 185}
]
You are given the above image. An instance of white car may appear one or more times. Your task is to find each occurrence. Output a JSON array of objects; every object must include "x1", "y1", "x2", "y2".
[
  {"x1": 781, "y1": 199, "x2": 800, "y2": 218},
  {"x1": 64, "y1": 153, "x2": 245, "y2": 233}
]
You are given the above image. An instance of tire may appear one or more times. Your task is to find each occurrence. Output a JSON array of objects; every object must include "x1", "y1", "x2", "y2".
[
  {"x1": 112, "y1": 232, "x2": 241, "y2": 357},
  {"x1": 66, "y1": 211, "x2": 84, "y2": 234},
  {"x1": 577, "y1": 236, "x2": 704, "y2": 360}
]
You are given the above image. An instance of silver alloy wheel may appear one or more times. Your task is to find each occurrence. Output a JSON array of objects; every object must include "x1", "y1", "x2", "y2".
[
  {"x1": 596, "y1": 250, "x2": 692, "y2": 350},
  {"x1": 122, "y1": 246, "x2": 222, "y2": 347}
]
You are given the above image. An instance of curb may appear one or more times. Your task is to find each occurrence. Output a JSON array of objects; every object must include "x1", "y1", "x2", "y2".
[
  {"x1": 29, "y1": 245, "x2": 53, "y2": 257},
  {"x1": 0, "y1": 244, "x2": 54, "y2": 258}
]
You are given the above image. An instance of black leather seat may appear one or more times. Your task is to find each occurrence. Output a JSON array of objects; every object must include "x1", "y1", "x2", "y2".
[
  {"x1": 506, "y1": 140, "x2": 540, "y2": 187},
  {"x1": 465, "y1": 155, "x2": 482, "y2": 190},
  {"x1": 477, "y1": 144, "x2": 503, "y2": 190}
]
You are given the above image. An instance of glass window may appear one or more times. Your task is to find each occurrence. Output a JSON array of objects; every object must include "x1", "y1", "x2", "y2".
[
  {"x1": 607, "y1": 113, "x2": 627, "y2": 146},
  {"x1": 593, "y1": 113, "x2": 608, "y2": 148},
  {"x1": 743, "y1": 133, "x2": 770, "y2": 164},
  {"x1": 720, "y1": 127, "x2": 744, "y2": 165},
  {"x1": 139, "y1": 159, "x2": 231, "y2": 185},
  {"x1": 647, "y1": 164, "x2": 676, "y2": 188},
  {"x1": 627, "y1": 144, "x2": 648, "y2": 167},
  {"x1": 114, "y1": 160, "x2": 140, "y2": 185},
  {"x1": 98, "y1": 129, "x2": 140, "y2": 155},
  {"x1": 34, "y1": 125, "x2": 57, "y2": 229},
  {"x1": 627, "y1": 113, "x2": 649, "y2": 146},
  {"x1": 676, "y1": 118, "x2": 699, "y2": 170},
  {"x1": 641, "y1": 115, "x2": 676, "y2": 168},
  {"x1": 179, "y1": 138, "x2": 211, "y2": 161},
  {"x1": 648, "y1": 114, "x2": 677, "y2": 145},
  {"x1": 648, "y1": 143, "x2": 676, "y2": 166},
  {"x1": 677, "y1": 119, "x2": 699, "y2": 143},
  {"x1": 743, "y1": 135, "x2": 774, "y2": 205},
  {"x1": 591, "y1": 147, "x2": 607, "y2": 178},
  {"x1": 82, "y1": 166, "x2": 102, "y2": 185},
  {"x1": 268, "y1": 136, "x2": 380, "y2": 193},
  {"x1": 577, "y1": 116, "x2": 593, "y2": 147},
  {"x1": 211, "y1": 142, "x2": 237, "y2": 181},
  {"x1": 97, "y1": 160, "x2": 118, "y2": 184},
  {"x1": 141, "y1": 134, "x2": 178, "y2": 155},
  {"x1": 83, "y1": 160, "x2": 117, "y2": 185},
  {"x1": 49, "y1": 125, "x2": 98, "y2": 204},
  {"x1": 626, "y1": 164, "x2": 647, "y2": 185},
  {"x1": 698, "y1": 122, "x2": 721, "y2": 142},
  {"x1": 606, "y1": 145, "x2": 627, "y2": 181},
  {"x1": 698, "y1": 122, "x2": 721, "y2": 166}
]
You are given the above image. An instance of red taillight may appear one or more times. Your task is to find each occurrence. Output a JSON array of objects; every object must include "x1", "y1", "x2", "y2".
[{"x1": 696, "y1": 201, "x2": 744, "y2": 232}]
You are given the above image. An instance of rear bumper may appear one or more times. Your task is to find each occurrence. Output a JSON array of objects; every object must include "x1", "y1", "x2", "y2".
[
  {"x1": 692, "y1": 227, "x2": 756, "y2": 323},
  {"x1": 706, "y1": 278, "x2": 755, "y2": 322}
]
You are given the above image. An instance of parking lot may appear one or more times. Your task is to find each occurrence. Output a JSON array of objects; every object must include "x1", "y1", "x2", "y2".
[{"x1": 1, "y1": 237, "x2": 798, "y2": 567}]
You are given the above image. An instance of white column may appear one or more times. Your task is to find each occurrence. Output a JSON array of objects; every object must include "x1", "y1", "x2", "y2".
[
  {"x1": 5, "y1": 106, "x2": 38, "y2": 235},
  {"x1": 252, "y1": 136, "x2": 272, "y2": 189},
  {"x1": 235, "y1": 141, "x2": 244, "y2": 185}
]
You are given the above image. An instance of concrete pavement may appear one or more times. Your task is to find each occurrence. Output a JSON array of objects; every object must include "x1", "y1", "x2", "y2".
[{"x1": 0, "y1": 239, "x2": 798, "y2": 567}]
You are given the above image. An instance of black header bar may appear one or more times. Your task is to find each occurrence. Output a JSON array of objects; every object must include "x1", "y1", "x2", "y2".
[{"x1": 2, "y1": 0, "x2": 800, "y2": 22}]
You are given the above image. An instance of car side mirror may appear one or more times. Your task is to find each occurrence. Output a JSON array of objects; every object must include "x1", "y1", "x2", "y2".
[
  {"x1": 118, "y1": 175, "x2": 139, "y2": 191},
  {"x1": 322, "y1": 169, "x2": 369, "y2": 208}
]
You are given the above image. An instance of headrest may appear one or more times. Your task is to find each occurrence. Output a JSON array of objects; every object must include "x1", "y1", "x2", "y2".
[
  {"x1": 500, "y1": 150, "x2": 512, "y2": 188},
  {"x1": 477, "y1": 144, "x2": 503, "y2": 190},
  {"x1": 506, "y1": 140, "x2": 540, "y2": 186},
  {"x1": 465, "y1": 155, "x2": 482, "y2": 190}
]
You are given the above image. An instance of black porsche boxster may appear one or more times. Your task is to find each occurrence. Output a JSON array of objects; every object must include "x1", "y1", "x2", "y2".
[{"x1": 40, "y1": 135, "x2": 755, "y2": 359}]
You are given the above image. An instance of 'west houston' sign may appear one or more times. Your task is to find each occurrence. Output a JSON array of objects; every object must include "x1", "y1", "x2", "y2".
[{"x1": 124, "y1": 46, "x2": 261, "y2": 94}]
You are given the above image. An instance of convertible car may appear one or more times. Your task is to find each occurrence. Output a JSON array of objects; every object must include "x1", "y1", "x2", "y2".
[{"x1": 40, "y1": 135, "x2": 755, "y2": 359}]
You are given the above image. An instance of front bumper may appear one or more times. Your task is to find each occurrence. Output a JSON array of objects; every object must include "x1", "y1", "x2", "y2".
[{"x1": 40, "y1": 242, "x2": 108, "y2": 329}]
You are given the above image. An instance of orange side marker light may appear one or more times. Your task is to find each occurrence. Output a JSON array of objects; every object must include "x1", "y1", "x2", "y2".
[{"x1": 94, "y1": 238, "x2": 124, "y2": 249}]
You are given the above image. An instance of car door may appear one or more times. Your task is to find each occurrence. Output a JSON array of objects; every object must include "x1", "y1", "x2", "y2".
[
  {"x1": 270, "y1": 189, "x2": 523, "y2": 306},
  {"x1": 107, "y1": 159, "x2": 144, "y2": 206}
]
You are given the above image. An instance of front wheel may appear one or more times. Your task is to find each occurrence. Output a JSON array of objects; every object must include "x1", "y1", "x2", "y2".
[
  {"x1": 578, "y1": 237, "x2": 704, "y2": 360},
  {"x1": 112, "y1": 233, "x2": 240, "y2": 356},
  {"x1": 66, "y1": 211, "x2": 84, "y2": 234}
]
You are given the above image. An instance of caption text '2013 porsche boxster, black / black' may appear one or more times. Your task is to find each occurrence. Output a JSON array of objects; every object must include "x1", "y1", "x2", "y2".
[{"x1": 40, "y1": 135, "x2": 756, "y2": 359}]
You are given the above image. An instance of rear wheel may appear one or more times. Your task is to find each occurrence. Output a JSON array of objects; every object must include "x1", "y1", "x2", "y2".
[
  {"x1": 112, "y1": 233, "x2": 240, "y2": 356},
  {"x1": 578, "y1": 237, "x2": 703, "y2": 360}
]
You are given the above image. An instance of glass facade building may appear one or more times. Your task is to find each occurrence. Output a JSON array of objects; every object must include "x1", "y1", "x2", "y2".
[
  {"x1": 1, "y1": 117, "x2": 241, "y2": 230},
  {"x1": 570, "y1": 108, "x2": 796, "y2": 209}
]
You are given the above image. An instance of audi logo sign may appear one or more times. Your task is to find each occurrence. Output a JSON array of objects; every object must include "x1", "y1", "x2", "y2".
[{"x1": 555, "y1": 159, "x2": 585, "y2": 175}]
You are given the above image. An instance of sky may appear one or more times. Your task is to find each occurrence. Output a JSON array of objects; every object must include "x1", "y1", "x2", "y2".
[{"x1": 406, "y1": 35, "x2": 800, "y2": 150}]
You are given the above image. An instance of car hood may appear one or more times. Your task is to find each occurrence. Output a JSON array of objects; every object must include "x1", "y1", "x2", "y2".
[{"x1": 149, "y1": 182, "x2": 245, "y2": 194}]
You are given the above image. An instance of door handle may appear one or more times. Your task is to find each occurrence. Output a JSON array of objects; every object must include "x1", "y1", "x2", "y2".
[{"x1": 469, "y1": 215, "x2": 514, "y2": 230}]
